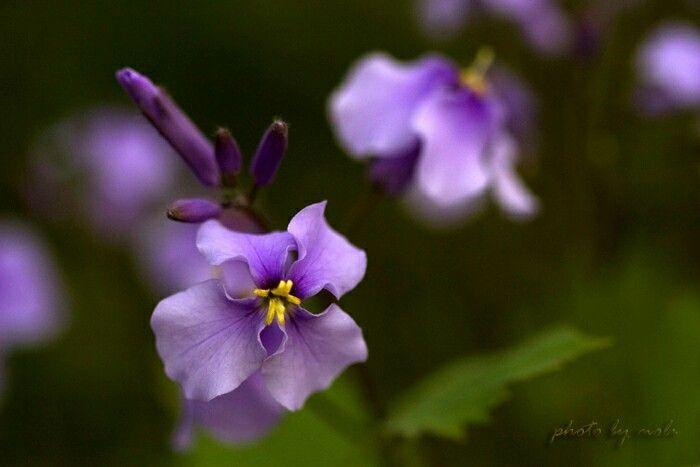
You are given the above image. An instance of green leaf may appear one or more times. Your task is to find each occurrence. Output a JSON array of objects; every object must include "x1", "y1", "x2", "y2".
[{"x1": 384, "y1": 327, "x2": 611, "y2": 439}]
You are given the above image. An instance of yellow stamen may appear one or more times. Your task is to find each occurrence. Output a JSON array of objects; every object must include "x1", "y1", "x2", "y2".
[
  {"x1": 253, "y1": 288, "x2": 269, "y2": 298},
  {"x1": 255, "y1": 279, "x2": 301, "y2": 326},
  {"x1": 460, "y1": 47, "x2": 495, "y2": 95}
]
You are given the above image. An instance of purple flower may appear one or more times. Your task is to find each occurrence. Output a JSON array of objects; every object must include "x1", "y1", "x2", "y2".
[
  {"x1": 0, "y1": 221, "x2": 64, "y2": 395},
  {"x1": 151, "y1": 202, "x2": 367, "y2": 444},
  {"x1": 329, "y1": 52, "x2": 538, "y2": 222},
  {"x1": 635, "y1": 22, "x2": 700, "y2": 115},
  {"x1": 29, "y1": 107, "x2": 180, "y2": 239},
  {"x1": 417, "y1": 0, "x2": 572, "y2": 55}
]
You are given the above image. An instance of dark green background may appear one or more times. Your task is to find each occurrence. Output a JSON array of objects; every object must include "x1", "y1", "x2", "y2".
[{"x1": 1, "y1": 0, "x2": 700, "y2": 465}]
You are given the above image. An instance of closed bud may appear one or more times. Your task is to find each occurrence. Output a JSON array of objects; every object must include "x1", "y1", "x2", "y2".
[
  {"x1": 249, "y1": 120, "x2": 288, "y2": 186},
  {"x1": 116, "y1": 68, "x2": 220, "y2": 187},
  {"x1": 167, "y1": 198, "x2": 222, "y2": 223},
  {"x1": 215, "y1": 128, "x2": 242, "y2": 186}
]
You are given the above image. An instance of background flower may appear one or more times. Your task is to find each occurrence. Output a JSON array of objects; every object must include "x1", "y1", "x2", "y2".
[
  {"x1": 635, "y1": 22, "x2": 700, "y2": 115},
  {"x1": 329, "y1": 52, "x2": 538, "y2": 224},
  {"x1": 28, "y1": 107, "x2": 181, "y2": 241},
  {"x1": 0, "y1": 221, "x2": 64, "y2": 396}
]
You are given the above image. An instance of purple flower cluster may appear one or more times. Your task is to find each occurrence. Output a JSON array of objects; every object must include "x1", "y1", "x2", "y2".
[{"x1": 329, "y1": 51, "x2": 538, "y2": 224}]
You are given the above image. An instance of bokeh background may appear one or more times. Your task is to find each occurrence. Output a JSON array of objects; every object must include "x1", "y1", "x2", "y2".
[{"x1": 2, "y1": 0, "x2": 700, "y2": 465}]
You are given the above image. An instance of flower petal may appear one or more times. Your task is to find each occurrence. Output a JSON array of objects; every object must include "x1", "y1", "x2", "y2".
[
  {"x1": 173, "y1": 371, "x2": 284, "y2": 449},
  {"x1": 197, "y1": 220, "x2": 296, "y2": 288},
  {"x1": 490, "y1": 134, "x2": 539, "y2": 219},
  {"x1": 286, "y1": 202, "x2": 367, "y2": 299},
  {"x1": 151, "y1": 280, "x2": 266, "y2": 401},
  {"x1": 329, "y1": 53, "x2": 458, "y2": 157},
  {"x1": 219, "y1": 260, "x2": 257, "y2": 299},
  {"x1": 413, "y1": 88, "x2": 501, "y2": 207},
  {"x1": 262, "y1": 305, "x2": 367, "y2": 410}
]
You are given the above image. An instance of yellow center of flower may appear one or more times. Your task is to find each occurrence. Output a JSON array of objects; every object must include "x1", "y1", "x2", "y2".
[
  {"x1": 253, "y1": 279, "x2": 302, "y2": 326},
  {"x1": 460, "y1": 47, "x2": 495, "y2": 95}
]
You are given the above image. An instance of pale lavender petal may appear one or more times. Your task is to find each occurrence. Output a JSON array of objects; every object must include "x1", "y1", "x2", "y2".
[
  {"x1": 403, "y1": 183, "x2": 485, "y2": 228},
  {"x1": 417, "y1": 0, "x2": 472, "y2": 37},
  {"x1": 286, "y1": 202, "x2": 367, "y2": 299},
  {"x1": 197, "y1": 220, "x2": 296, "y2": 288},
  {"x1": 636, "y1": 23, "x2": 700, "y2": 112},
  {"x1": 151, "y1": 280, "x2": 266, "y2": 401},
  {"x1": 173, "y1": 371, "x2": 284, "y2": 449},
  {"x1": 490, "y1": 134, "x2": 539, "y2": 219},
  {"x1": 412, "y1": 88, "x2": 501, "y2": 207},
  {"x1": 329, "y1": 53, "x2": 458, "y2": 158},
  {"x1": 262, "y1": 305, "x2": 367, "y2": 410},
  {"x1": 220, "y1": 260, "x2": 257, "y2": 299},
  {"x1": 0, "y1": 222, "x2": 63, "y2": 347}
]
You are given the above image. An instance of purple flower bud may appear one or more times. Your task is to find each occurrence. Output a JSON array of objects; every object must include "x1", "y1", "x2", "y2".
[
  {"x1": 115, "y1": 68, "x2": 220, "y2": 187},
  {"x1": 215, "y1": 128, "x2": 242, "y2": 186},
  {"x1": 249, "y1": 120, "x2": 288, "y2": 186},
  {"x1": 167, "y1": 198, "x2": 222, "y2": 223}
]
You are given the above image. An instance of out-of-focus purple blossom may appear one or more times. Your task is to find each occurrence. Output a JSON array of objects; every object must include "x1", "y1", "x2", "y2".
[
  {"x1": 635, "y1": 22, "x2": 700, "y2": 115},
  {"x1": 329, "y1": 52, "x2": 538, "y2": 223},
  {"x1": 116, "y1": 68, "x2": 220, "y2": 187},
  {"x1": 0, "y1": 221, "x2": 64, "y2": 396},
  {"x1": 416, "y1": 0, "x2": 572, "y2": 56},
  {"x1": 167, "y1": 199, "x2": 222, "y2": 223},
  {"x1": 29, "y1": 107, "x2": 180, "y2": 239},
  {"x1": 249, "y1": 120, "x2": 289, "y2": 187},
  {"x1": 151, "y1": 202, "x2": 367, "y2": 444}
]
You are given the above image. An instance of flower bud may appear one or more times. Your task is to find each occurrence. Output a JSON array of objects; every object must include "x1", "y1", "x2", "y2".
[
  {"x1": 167, "y1": 198, "x2": 222, "y2": 223},
  {"x1": 215, "y1": 128, "x2": 242, "y2": 186},
  {"x1": 249, "y1": 120, "x2": 288, "y2": 186},
  {"x1": 116, "y1": 68, "x2": 220, "y2": 187}
]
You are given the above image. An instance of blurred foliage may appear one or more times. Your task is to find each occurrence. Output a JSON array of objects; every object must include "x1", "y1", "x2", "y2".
[
  {"x1": 385, "y1": 327, "x2": 609, "y2": 439},
  {"x1": 1, "y1": 0, "x2": 700, "y2": 466}
]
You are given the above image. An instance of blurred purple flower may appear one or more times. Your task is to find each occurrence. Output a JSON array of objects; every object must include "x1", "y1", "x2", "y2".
[
  {"x1": 635, "y1": 22, "x2": 700, "y2": 115},
  {"x1": 0, "y1": 221, "x2": 64, "y2": 395},
  {"x1": 29, "y1": 107, "x2": 180, "y2": 240},
  {"x1": 151, "y1": 202, "x2": 367, "y2": 445},
  {"x1": 329, "y1": 52, "x2": 538, "y2": 223},
  {"x1": 417, "y1": 0, "x2": 572, "y2": 55}
]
